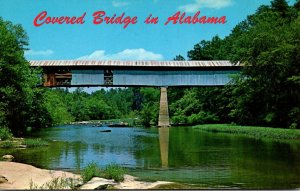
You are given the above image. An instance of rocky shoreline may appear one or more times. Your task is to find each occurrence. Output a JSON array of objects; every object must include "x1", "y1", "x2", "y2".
[{"x1": 0, "y1": 162, "x2": 173, "y2": 189}]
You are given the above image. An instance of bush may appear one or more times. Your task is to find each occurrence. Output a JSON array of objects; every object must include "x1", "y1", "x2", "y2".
[
  {"x1": 187, "y1": 111, "x2": 219, "y2": 125},
  {"x1": 23, "y1": 138, "x2": 49, "y2": 148},
  {"x1": 171, "y1": 115, "x2": 187, "y2": 125},
  {"x1": 0, "y1": 127, "x2": 13, "y2": 140},
  {"x1": 103, "y1": 164, "x2": 126, "y2": 182},
  {"x1": 81, "y1": 162, "x2": 101, "y2": 183}
]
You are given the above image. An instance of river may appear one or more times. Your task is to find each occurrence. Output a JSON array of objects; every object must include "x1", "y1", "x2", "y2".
[{"x1": 1, "y1": 125, "x2": 300, "y2": 189}]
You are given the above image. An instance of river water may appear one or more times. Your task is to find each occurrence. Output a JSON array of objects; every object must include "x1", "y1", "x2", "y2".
[{"x1": 1, "y1": 125, "x2": 300, "y2": 189}]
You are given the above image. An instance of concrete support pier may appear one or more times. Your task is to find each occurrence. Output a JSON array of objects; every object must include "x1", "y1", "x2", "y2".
[{"x1": 158, "y1": 87, "x2": 170, "y2": 127}]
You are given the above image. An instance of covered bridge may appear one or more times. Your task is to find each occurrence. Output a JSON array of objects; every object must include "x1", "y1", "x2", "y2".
[{"x1": 29, "y1": 60, "x2": 241, "y2": 87}]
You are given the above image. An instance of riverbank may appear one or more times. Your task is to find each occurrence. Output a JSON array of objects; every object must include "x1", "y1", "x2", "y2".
[
  {"x1": 0, "y1": 162, "x2": 174, "y2": 189},
  {"x1": 194, "y1": 124, "x2": 300, "y2": 141},
  {"x1": 70, "y1": 118, "x2": 142, "y2": 127}
]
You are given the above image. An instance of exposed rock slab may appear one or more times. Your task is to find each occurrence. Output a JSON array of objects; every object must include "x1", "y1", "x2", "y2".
[
  {"x1": 0, "y1": 162, "x2": 81, "y2": 189},
  {"x1": 80, "y1": 175, "x2": 172, "y2": 190},
  {"x1": 114, "y1": 174, "x2": 172, "y2": 189},
  {"x1": 80, "y1": 177, "x2": 117, "y2": 189}
]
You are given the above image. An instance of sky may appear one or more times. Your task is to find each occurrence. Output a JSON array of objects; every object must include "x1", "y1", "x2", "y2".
[{"x1": 1, "y1": 0, "x2": 296, "y2": 62}]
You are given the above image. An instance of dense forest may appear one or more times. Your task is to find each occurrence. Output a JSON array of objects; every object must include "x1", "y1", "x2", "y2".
[{"x1": 0, "y1": 0, "x2": 299, "y2": 136}]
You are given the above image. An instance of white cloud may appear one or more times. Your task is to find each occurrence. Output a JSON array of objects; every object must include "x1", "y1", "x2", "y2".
[
  {"x1": 179, "y1": 0, "x2": 233, "y2": 13},
  {"x1": 77, "y1": 49, "x2": 163, "y2": 60},
  {"x1": 112, "y1": 1, "x2": 129, "y2": 7},
  {"x1": 25, "y1": 49, "x2": 54, "y2": 57}
]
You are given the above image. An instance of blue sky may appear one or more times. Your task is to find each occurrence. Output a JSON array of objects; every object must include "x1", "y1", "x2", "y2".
[{"x1": 0, "y1": 0, "x2": 296, "y2": 61}]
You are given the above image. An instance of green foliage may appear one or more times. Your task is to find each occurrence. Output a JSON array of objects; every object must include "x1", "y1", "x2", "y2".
[
  {"x1": 81, "y1": 162, "x2": 102, "y2": 183},
  {"x1": 49, "y1": 87, "x2": 136, "y2": 124},
  {"x1": 0, "y1": 17, "x2": 37, "y2": 135},
  {"x1": 226, "y1": 2, "x2": 300, "y2": 128},
  {"x1": 171, "y1": 115, "x2": 187, "y2": 125},
  {"x1": 170, "y1": 88, "x2": 223, "y2": 125},
  {"x1": 138, "y1": 88, "x2": 160, "y2": 127},
  {"x1": 188, "y1": 35, "x2": 228, "y2": 60},
  {"x1": 271, "y1": 0, "x2": 289, "y2": 17},
  {"x1": 43, "y1": 89, "x2": 74, "y2": 126},
  {"x1": 23, "y1": 138, "x2": 49, "y2": 148},
  {"x1": 103, "y1": 164, "x2": 126, "y2": 182},
  {"x1": 0, "y1": 17, "x2": 53, "y2": 135},
  {"x1": 173, "y1": 55, "x2": 185, "y2": 61},
  {"x1": 0, "y1": 127, "x2": 13, "y2": 140}
]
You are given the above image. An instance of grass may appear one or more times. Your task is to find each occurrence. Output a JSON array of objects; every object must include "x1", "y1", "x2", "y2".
[
  {"x1": 29, "y1": 175, "x2": 80, "y2": 190},
  {"x1": 81, "y1": 162, "x2": 102, "y2": 183},
  {"x1": 22, "y1": 138, "x2": 49, "y2": 148},
  {"x1": 194, "y1": 124, "x2": 300, "y2": 141},
  {"x1": 0, "y1": 128, "x2": 49, "y2": 149},
  {"x1": 103, "y1": 164, "x2": 126, "y2": 182},
  {"x1": 0, "y1": 138, "x2": 49, "y2": 149},
  {"x1": 81, "y1": 162, "x2": 126, "y2": 183}
]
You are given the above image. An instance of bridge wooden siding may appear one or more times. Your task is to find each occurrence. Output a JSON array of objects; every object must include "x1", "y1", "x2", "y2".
[{"x1": 29, "y1": 60, "x2": 241, "y2": 87}]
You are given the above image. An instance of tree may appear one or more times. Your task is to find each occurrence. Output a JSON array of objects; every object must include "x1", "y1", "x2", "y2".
[
  {"x1": 43, "y1": 89, "x2": 74, "y2": 125},
  {"x1": 188, "y1": 36, "x2": 227, "y2": 60},
  {"x1": 139, "y1": 88, "x2": 160, "y2": 127},
  {"x1": 170, "y1": 1, "x2": 300, "y2": 128},
  {"x1": 271, "y1": 0, "x2": 289, "y2": 17},
  {"x1": 0, "y1": 17, "x2": 49, "y2": 135},
  {"x1": 225, "y1": 2, "x2": 300, "y2": 128},
  {"x1": 173, "y1": 55, "x2": 185, "y2": 61},
  {"x1": 295, "y1": 0, "x2": 300, "y2": 10}
]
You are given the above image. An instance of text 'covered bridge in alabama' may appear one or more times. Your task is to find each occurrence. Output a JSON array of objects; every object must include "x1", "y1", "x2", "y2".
[{"x1": 30, "y1": 60, "x2": 242, "y2": 127}]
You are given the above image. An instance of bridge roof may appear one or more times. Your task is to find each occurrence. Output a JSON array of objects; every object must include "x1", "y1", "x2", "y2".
[{"x1": 29, "y1": 60, "x2": 240, "y2": 68}]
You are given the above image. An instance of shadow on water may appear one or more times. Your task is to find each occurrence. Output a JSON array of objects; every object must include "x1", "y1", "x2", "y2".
[{"x1": 1, "y1": 125, "x2": 300, "y2": 189}]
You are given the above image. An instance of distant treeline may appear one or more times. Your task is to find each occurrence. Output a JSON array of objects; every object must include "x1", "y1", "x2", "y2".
[
  {"x1": 39, "y1": 87, "x2": 159, "y2": 127},
  {"x1": 0, "y1": 0, "x2": 299, "y2": 136}
]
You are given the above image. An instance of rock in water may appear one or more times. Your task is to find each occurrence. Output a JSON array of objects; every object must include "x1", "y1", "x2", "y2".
[
  {"x1": 98, "y1": 130, "x2": 111, "y2": 132},
  {"x1": 2, "y1": 155, "x2": 14, "y2": 160},
  {"x1": 0, "y1": 175, "x2": 8, "y2": 183}
]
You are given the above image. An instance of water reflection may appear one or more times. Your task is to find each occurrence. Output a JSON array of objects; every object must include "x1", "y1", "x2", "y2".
[{"x1": 158, "y1": 127, "x2": 169, "y2": 168}]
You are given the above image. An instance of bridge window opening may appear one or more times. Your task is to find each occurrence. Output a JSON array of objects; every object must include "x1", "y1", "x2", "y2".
[
  {"x1": 104, "y1": 70, "x2": 113, "y2": 86},
  {"x1": 55, "y1": 69, "x2": 72, "y2": 86},
  {"x1": 44, "y1": 70, "x2": 72, "y2": 87}
]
